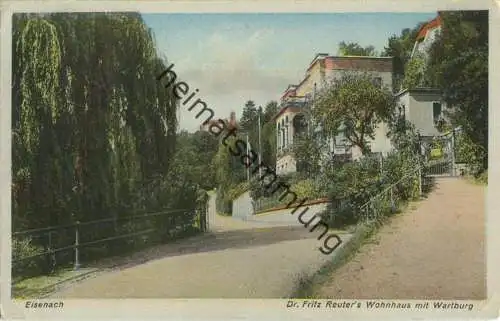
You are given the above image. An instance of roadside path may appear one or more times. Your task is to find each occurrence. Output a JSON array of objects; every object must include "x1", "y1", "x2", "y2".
[{"x1": 314, "y1": 177, "x2": 486, "y2": 299}]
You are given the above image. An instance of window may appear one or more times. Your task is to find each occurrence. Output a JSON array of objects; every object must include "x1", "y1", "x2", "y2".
[{"x1": 433, "y1": 102, "x2": 442, "y2": 123}]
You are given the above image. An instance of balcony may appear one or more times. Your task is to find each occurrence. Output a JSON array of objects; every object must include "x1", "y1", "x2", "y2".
[{"x1": 280, "y1": 96, "x2": 308, "y2": 109}]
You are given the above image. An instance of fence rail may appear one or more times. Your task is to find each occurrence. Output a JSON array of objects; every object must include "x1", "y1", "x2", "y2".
[
  {"x1": 358, "y1": 162, "x2": 423, "y2": 223},
  {"x1": 13, "y1": 205, "x2": 209, "y2": 281},
  {"x1": 253, "y1": 194, "x2": 283, "y2": 213}
]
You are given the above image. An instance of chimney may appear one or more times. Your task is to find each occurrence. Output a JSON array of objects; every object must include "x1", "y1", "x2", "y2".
[{"x1": 229, "y1": 111, "x2": 236, "y2": 128}]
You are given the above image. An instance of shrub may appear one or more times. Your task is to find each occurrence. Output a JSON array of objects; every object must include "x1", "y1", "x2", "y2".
[
  {"x1": 455, "y1": 132, "x2": 487, "y2": 177},
  {"x1": 319, "y1": 156, "x2": 384, "y2": 228},
  {"x1": 320, "y1": 139, "x2": 423, "y2": 229},
  {"x1": 476, "y1": 171, "x2": 488, "y2": 185},
  {"x1": 291, "y1": 179, "x2": 324, "y2": 201},
  {"x1": 12, "y1": 237, "x2": 45, "y2": 279},
  {"x1": 248, "y1": 176, "x2": 273, "y2": 200}
]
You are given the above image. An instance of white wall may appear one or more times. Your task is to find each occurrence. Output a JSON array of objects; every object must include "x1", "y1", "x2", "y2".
[
  {"x1": 232, "y1": 191, "x2": 254, "y2": 219},
  {"x1": 369, "y1": 121, "x2": 393, "y2": 156},
  {"x1": 276, "y1": 154, "x2": 296, "y2": 176},
  {"x1": 247, "y1": 202, "x2": 329, "y2": 226},
  {"x1": 403, "y1": 91, "x2": 446, "y2": 137},
  {"x1": 207, "y1": 191, "x2": 217, "y2": 232}
]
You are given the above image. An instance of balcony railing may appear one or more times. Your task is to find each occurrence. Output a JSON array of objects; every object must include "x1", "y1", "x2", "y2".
[{"x1": 280, "y1": 96, "x2": 307, "y2": 109}]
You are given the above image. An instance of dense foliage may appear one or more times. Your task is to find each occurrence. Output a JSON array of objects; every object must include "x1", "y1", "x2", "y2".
[
  {"x1": 402, "y1": 56, "x2": 430, "y2": 90},
  {"x1": 320, "y1": 128, "x2": 424, "y2": 228},
  {"x1": 382, "y1": 22, "x2": 426, "y2": 92},
  {"x1": 292, "y1": 131, "x2": 324, "y2": 177},
  {"x1": 427, "y1": 11, "x2": 488, "y2": 176},
  {"x1": 12, "y1": 13, "x2": 207, "y2": 277},
  {"x1": 239, "y1": 100, "x2": 278, "y2": 167},
  {"x1": 214, "y1": 100, "x2": 279, "y2": 214},
  {"x1": 312, "y1": 72, "x2": 397, "y2": 155},
  {"x1": 173, "y1": 130, "x2": 219, "y2": 190}
]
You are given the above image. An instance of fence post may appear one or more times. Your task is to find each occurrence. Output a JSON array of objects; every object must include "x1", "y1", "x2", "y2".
[
  {"x1": 48, "y1": 230, "x2": 52, "y2": 248},
  {"x1": 47, "y1": 230, "x2": 54, "y2": 273},
  {"x1": 74, "y1": 221, "x2": 80, "y2": 271},
  {"x1": 418, "y1": 167, "x2": 423, "y2": 197},
  {"x1": 450, "y1": 129, "x2": 456, "y2": 177},
  {"x1": 205, "y1": 199, "x2": 209, "y2": 232},
  {"x1": 390, "y1": 187, "x2": 394, "y2": 212}
]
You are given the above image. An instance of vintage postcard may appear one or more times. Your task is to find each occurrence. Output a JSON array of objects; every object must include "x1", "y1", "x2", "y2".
[{"x1": 0, "y1": 0, "x2": 498, "y2": 320}]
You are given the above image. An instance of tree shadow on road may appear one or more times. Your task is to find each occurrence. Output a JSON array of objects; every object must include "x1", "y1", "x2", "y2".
[{"x1": 85, "y1": 226, "x2": 323, "y2": 272}]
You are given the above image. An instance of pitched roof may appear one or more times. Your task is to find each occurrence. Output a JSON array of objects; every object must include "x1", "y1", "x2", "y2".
[{"x1": 416, "y1": 15, "x2": 442, "y2": 41}]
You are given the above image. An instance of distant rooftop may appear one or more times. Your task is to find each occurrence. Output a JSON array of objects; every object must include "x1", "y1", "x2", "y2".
[
  {"x1": 416, "y1": 15, "x2": 442, "y2": 41},
  {"x1": 394, "y1": 87, "x2": 441, "y2": 98},
  {"x1": 306, "y1": 54, "x2": 393, "y2": 72}
]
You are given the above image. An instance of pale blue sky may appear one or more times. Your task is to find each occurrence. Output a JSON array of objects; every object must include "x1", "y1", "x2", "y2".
[{"x1": 142, "y1": 13, "x2": 436, "y2": 132}]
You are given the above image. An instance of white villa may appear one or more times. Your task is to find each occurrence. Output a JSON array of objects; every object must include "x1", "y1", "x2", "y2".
[
  {"x1": 273, "y1": 15, "x2": 446, "y2": 176},
  {"x1": 273, "y1": 54, "x2": 394, "y2": 175}
]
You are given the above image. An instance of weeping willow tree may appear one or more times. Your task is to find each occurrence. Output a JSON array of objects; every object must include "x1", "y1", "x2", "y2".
[{"x1": 12, "y1": 13, "x2": 191, "y2": 239}]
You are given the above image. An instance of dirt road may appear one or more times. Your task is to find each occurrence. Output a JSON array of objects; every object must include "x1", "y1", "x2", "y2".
[
  {"x1": 314, "y1": 177, "x2": 486, "y2": 299},
  {"x1": 50, "y1": 178, "x2": 484, "y2": 299},
  {"x1": 51, "y1": 220, "x2": 351, "y2": 298}
]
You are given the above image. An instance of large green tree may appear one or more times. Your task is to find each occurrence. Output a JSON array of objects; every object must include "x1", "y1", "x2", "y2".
[
  {"x1": 239, "y1": 100, "x2": 258, "y2": 133},
  {"x1": 427, "y1": 11, "x2": 488, "y2": 173},
  {"x1": 172, "y1": 130, "x2": 219, "y2": 190},
  {"x1": 12, "y1": 13, "x2": 186, "y2": 233},
  {"x1": 292, "y1": 132, "x2": 324, "y2": 177},
  {"x1": 236, "y1": 99, "x2": 277, "y2": 167},
  {"x1": 260, "y1": 101, "x2": 278, "y2": 166},
  {"x1": 382, "y1": 22, "x2": 426, "y2": 92},
  {"x1": 312, "y1": 73, "x2": 397, "y2": 156}
]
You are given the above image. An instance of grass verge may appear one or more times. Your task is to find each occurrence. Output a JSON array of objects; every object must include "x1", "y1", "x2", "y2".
[
  {"x1": 12, "y1": 267, "x2": 98, "y2": 299},
  {"x1": 467, "y1": 171, "x2": 488, "y2": 186}
]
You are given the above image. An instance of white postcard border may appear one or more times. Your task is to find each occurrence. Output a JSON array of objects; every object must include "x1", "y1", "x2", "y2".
[{"x1": 1, "y1": 0, "x2": 499, "y2": 319}]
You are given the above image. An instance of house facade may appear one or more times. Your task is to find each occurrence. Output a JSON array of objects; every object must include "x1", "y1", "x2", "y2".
[
  {"x1": 273, "y1": 15, "x2": 447, "y2": 176},
  {"x1": 274, "y1": 54, "x2": 394, "y2": 175},
  {"x1": 395, "y1": 88, "x2": 447, "y2": 137},
  {"x1": 398, "y1": 14, "x2": 448, "y2": 139}
]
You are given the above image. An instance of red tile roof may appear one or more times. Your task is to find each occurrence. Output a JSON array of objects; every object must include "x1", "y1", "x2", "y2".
[{"x1": 416, "y1": 15, "x2": 442, "y2": 41}]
